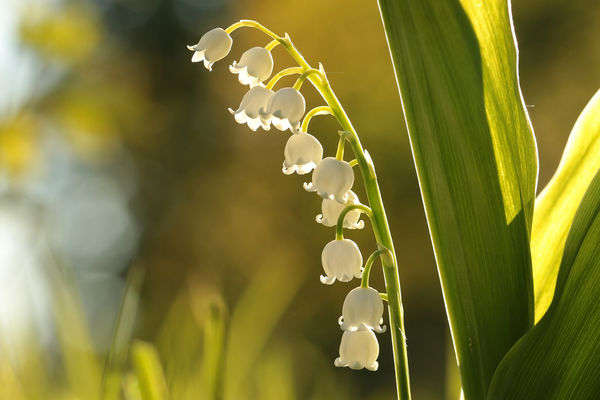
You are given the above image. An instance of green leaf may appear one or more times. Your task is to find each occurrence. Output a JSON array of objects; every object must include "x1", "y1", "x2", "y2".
[
  {"x1": 376, "y1": 0, "x2": 537, "y2": 398},
  {"x1": 488, "y1": 169, "x2": 600, "y2": 399},
  {"x1": 531, "y1": 89, "x2": 600, "y2": 321},
  {"x1": 131, "y1": 341, "x2": 170, "y2": 400}
]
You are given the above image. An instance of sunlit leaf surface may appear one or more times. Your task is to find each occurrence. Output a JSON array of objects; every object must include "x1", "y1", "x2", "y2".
[
  {"x1": 376, "y1": 0, "x2": 537, "y2": 397},
  {"x1": 489, "y1": 169, "x2": 600, "y2": 399},
  {"x1": 531, "y1": 89, "x2": 600, "y2": 320}
]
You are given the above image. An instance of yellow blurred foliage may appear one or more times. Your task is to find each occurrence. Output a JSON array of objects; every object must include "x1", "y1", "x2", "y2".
[
  {"x1": 53, "y1": 87, "x2": 121, "y2": 159},
  {"x1": 20, "y1": 5, "x2": 101, "y2": 64},
  {"x1": 0, "y1": 114, "x2": 40, "y2": 177}
]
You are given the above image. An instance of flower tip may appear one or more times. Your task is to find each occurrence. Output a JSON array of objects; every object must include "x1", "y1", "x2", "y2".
[
  {"x1": 366, "y1": 362, "x2": 379, "y2": 371},
  {"x1": 375, "y1": 325, "x2": 387, "y2": 333},
  {"x1": 303, "y1": 182, "x2": 316, "y2": 192},
  {"x1": 282, "y1": 165, "x2": 295, "y2": 175},
  {"x1": 334, "y1": 357, "x2": 345, "y2": 368},
  {"x1": 334, "y1": 193, "x2": 349, "y2": 204},
  {"x1": 203, "y1": 59, "x2": 214, "y2": 71},
  {"x1": 187, "y1": 44, "x2": 196, "y2": 51},
  {"x1": 191, "y1": 51, "x2": 204, "y2": 63},
  {"x1": 320, "y1": 275, "x2": 335, "y2": 285}
]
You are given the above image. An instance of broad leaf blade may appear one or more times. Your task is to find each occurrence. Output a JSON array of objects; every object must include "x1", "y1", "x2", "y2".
[
  {"x1": 376, "y1": 0, "x2": 537, "y2": 397},
  {"x1": 489, "y1": 169, "x2": 600, "y2": 399},
  {"x1": 531, "y1": 89, "x2": 600, "y2": 320}
]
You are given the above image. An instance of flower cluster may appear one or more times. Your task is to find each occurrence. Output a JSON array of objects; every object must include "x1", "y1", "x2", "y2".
[{"x1": 189, "y1": 24, "x2": 389, "y2": 372}]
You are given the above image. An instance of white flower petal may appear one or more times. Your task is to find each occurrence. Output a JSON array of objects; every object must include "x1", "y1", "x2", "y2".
[
  {"x1": 229, "y1": 47, "x2": 274, "y2": 87},
  {"x1": 191, "y1": 50, "x2": 206, "y2": 63},
  {"x1": 260, "y1": 88, "x2": 305, "y2": 132},
  {"x1": 282, "y1": 132, "x2": 323, "y2": 176},
  {"x1": 303, "y1": 182, "x2": 316, "y2": 192},
  {"x1": 230, "y1": 86, "x2": 275, "y2": 131},
  {"x1": 335, "y1": 326, "x2": 379, "y2": 371},
  {"x1": 321, "y1": 239, "x2": 363, "y2": 285},
  {"x1": 305, "y1": 157, "x2": 354, "y2": 202},
  {"x1": 340, "y1": 287, "x2": 386, "y2": 333},
  {"x1": 188, "y1": 27, "x2": 233, "y2": 70},
  {"x1": 316, "y1": 190, "x2": 363, "y2": 229}
]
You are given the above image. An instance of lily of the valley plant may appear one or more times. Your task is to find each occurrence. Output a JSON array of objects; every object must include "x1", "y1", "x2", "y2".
[
  {"x1": 189, "y1": 0, "x2": 600, "y2": 397},
  {"x1": 188, "y1": 20, "x2": 410, "y2": 398}
]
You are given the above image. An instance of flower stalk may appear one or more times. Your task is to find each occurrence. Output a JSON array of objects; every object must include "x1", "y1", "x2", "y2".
[
  {"x1": 265, "y1": 67, "x2": 304, "y2": 90},
  {"x1": 361, "y1": 248, "x2": 390, "y2": 288},
  {"x1": 336, "y1": 204, "x2": 372, "y2": 240},
  {"x1": 218, "y1": 20, "x2": 411, "y2": 400},
  {"x1": 301, "y1": 106, "x2": 333, "y2": 132}
]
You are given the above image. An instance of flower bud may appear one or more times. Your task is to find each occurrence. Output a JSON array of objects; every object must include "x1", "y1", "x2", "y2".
[
  {"x1": 320, "y1": 239, "x2": 363, "y2": 285},
  {"x1": 229, "y1": 47, "x2": 274, "y2": 87},
  {"x1": 229, "y1": 86, "x2": 275, "y2": 131},
  {"x1": 282, "y1": 132, "x2": 323, "y2": 175},
  {"x1": 316, "y1": 190, "x2": 364, "y2": 229},
  {"x1": 334, "y1": 325, "x2": 379, "y2": 371},
  {"x1": 187, "y1": 28, "x2": 233, "y2": 71},
  {"x1": 304, "y1": 157, "x2": 354, "y2": 203},
  {"x1": 259, "y1": 87, "x2": 306, "y2": 132},
  {"x1": 339, "y1": 287, "x2": 386, "y2": 333}
]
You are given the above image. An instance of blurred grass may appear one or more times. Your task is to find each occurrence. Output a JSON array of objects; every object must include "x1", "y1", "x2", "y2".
[{"x1": 0, "y1": 252, "x2": 323, "y2": 400}]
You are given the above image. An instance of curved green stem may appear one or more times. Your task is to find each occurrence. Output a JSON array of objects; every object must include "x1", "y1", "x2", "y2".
[
  {"x1": 292, "y1": 68, "x2": 323, "y2": 90},
  {"x1": 349, "y1": 159, "x2": 359, "y2": 167},
  {"x1": 301, "y1": 106, "x2": 333, "y2": 132},
  {"x1": 225, "y1": 20, "x2": 412, "y2": 400},
  {"x1": 335, "y1": 204, "x2": 372, "y2": 240},
  {"x1": 335, "y1": 131, "x2": 350, "y2": 160},
  {"x1": 225, "y1": 20, "x2": 282, "y2": 39},
  {"x1": 266, "y1": 67, "x2": 304, "y2": 90},
  {"x1": 381, "y1": 293, "x2": 389, "y2": 302},
  {"x1": 265, "y1": 39, "x2": 280, "y2": 51},
  {"x1": 361, "y1": 248, "x2": 390, "y2": 288},
  {"x1": 290, "y1": 48, "x2": 412, "y2": 400}
]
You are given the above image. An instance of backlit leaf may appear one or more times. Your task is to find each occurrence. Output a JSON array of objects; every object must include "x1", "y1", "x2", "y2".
[
  {"x1": 531, "y1": 89, "x2": 600, "y2": 320},
  {"x1": 376, "y1": 0, "x2": 537, "y2": 397},
  {"x1": 489, "y1": 169, "x2": 600, "y2": 399}
]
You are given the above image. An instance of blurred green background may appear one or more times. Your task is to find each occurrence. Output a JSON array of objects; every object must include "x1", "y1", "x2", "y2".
[{"x1": 0, "y1": 0, "x2": 598, "y2": 399}]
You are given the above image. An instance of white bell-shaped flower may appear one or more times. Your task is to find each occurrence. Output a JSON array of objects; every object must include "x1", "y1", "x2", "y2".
[
  {"x1": 228, "y1": 86, "x2": 275, "y2": 131},
  {"x1": 229, "y1": 47, "x2": 274, "y2": 87},
  {"x1": 320, "y1": 239, "x2": 363, "y2": 285},
  {"x1": 187, "y1": 28, "x2": 233, "y2": 71},
  {"x1": 282, "y1": 132, "x2": 323, "y2": 175},
  {"x1": 316, "y1": 190, "x2": 364, "y2": 229},
  {"x1": 334, "y1": 325, "x2": 379, "y2": 371},
  {"x1": 304, "y1": 157, "x2": 354, "y2": 203},
  {"x1": 259, "y1": 87, "x2": 305, "y2": 132},
  {"x1": 339, "y1": 287, "x2": 386, "y2": 333}
]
